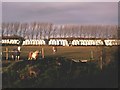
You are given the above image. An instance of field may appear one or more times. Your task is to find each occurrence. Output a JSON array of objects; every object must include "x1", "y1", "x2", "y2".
[
  {"x1": 1, "y1": 46, "x2": 119, "y2": 88},
  {"x1": 2, "y1": 45, "x2": 118, "y2": 61}
]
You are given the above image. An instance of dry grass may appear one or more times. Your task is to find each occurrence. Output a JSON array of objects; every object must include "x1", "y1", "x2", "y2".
[{"x1": 2, "y1": 45, "x2": 118, "y2": 63}]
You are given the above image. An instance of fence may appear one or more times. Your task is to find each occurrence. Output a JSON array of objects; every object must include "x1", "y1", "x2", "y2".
[
  {"x1": 2, "y1": 47, "x2": 45, "y2": 62},
  {"x1": 2, "y1": 47, "x2": 107, "y2": 70}
]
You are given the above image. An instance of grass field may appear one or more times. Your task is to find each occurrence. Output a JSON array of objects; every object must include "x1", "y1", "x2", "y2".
[
  {"x1": 2, "y1": 45, "x2": 118, "y2": 61},
  {"x1": 2, "y1": 45, "x2": 119, "y2": 88}
]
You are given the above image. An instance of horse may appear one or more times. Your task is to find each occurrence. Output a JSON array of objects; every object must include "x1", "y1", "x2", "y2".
[
  {"x1": 12, "y1": 49, "x2": 20, "y2": 61},
  {"x1": 28, "y1": 50, "x2": 40, "y2": 60},
  {"x1": 52, "y1": 46, "x2": 57, "y2": 54}
]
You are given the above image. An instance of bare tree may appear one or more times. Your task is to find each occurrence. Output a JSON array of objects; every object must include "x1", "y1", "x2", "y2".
[
  {"x1": 59, "y1": 25, "x2": 65, "y2": 38},
  {"x1": 62, "y1": 25, "x2": 68, "y2": 38},
  {"x1": 39, "y1": 23, "x2": 43, "y2": 39},
  {"x1": 21, "y1": 23, "x2": 29, "y2": 39},
  {"x1": 31, "y1": 22, "x2": 37, "y2": 39},
  {"x1": 67, "y1": 25, "x2": 74, "y2": 38},
  {"x1": 35, "y1": 23, "x2": 39, "y2": 39},
  {"x1": 2, "y1": 22, "x2": 6, "y2": 36},
  {"x1": 18, "y1": 23, "x2": 22, "y2": 37},
  {"x1": 47, "y1": 23, "x2": 53, "y2": 39},
  {"x1": 5, "y1": 23, "x2": 9, "y2": 36},
  {"x1": 79, "y1": 25, "x2": 83, "y2": 38},
  {"x1": 42, "y1": 23, "x2": 47, "y2": 39},
  {"x1": 2, "y1": 22, "x2": 118, "y2": 40},
  {"x1": 9, "y1": 23, "x2": 14, "y2": 36},
  {"x1": 13, "y1": 22, "x2": 20, "y2": 35},
  {"x1": 52, "y1": 25, "x2": 57, "y2": 38}
]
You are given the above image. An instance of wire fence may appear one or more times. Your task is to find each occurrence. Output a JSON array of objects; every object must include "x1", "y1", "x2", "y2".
[
  {"x1": 2, "y1": 47, "x2": 45, "y2": 61},
  {"x1": 2, "y1": 46, "x2": 109, "y2": 70}
]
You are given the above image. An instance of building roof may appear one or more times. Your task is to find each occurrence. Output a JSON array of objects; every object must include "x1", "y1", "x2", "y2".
[{"x1": 2, "y1": 35, "x2": 25, "y2": 40}]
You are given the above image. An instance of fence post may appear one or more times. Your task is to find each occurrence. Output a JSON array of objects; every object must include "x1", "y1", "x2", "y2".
[
  {"x1": 6, "y1": 47, "x2": 8, "y2": 62},
  {"x1": 100, "y1": 50, "x2": 103, "y2": 70},
  {"x1": 90, "y1": 50, "x2": 94, "y2": 60},
  {"x1": 42, "y1": 48, "x2": 44, "y2": 59}
]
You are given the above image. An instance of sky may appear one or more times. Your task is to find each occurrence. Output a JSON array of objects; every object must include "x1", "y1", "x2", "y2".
[{"x1": 2, "y1": 2, "x2": 118, "y2": 25}]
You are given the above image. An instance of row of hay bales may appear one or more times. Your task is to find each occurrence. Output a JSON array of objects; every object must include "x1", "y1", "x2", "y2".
[
  {"x1": 2, "y1": 38, "x2": 120, "y2": 46},
  {"x1": 22, "y1": 39, "x2": 120, "y2": 46},
  {"x1": 22, "y1": 39, "x2": 46, "y2": 45}
]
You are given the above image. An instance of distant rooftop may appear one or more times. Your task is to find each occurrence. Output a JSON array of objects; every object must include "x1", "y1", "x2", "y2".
[{"x1": 2, "y1": 35, "x2": 25, "y2": 40}]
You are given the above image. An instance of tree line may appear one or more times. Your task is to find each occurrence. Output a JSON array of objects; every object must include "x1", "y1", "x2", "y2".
[{"x1": 2, "y1": 22, "x2": 118, "y2": 39}]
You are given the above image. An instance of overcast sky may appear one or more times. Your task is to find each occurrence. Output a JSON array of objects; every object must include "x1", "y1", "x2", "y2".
[{"x1": 2, "y1": 2, "x2": 118, "y2": 25}]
